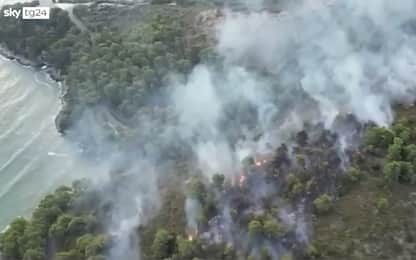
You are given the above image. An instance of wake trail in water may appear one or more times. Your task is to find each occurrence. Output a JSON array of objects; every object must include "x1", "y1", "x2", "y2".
[
  {"x1": 0, "y1": 120, "x2": 49, "y2": 174},
  {"x1": 0, "y1": 56, "x2": 94, "y2": 228},
  {"x1": 0, "y1": 154, "x2": 43, "y2": 199},
  {"x1": 0, "y1": 91, "x2": 55, "y2": 141},
  {"x1": 0, "y1": 77, "x2": 19, "y2": 95},
  {"x1": 0, "y1": 86, "x2": 35, "y2": 111}
]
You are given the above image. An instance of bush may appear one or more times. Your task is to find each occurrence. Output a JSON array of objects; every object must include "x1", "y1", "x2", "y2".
[
  {"x1": 383, "y1": 161, "x2": 415, "y2": 184},
  {"x1": 387, "y1": 138, "x2": 405, "y2": 161},
  {"x1": 392, "y1": 123, "x2": 412, "y2": 144},
  {"x1": 151, "y1": 229, "x2": 176, "y2": 259},
  {"x1": 263, "y1": 218, "x2": 286, "y2": 238},
  {"x1": 281, "y1": 254, "x2": 293, "y2": 260},
  {"x1": 55, "y1": 250, "x2": 83, "y2": 260},
  {"x1": 248, "y1": 220, "x2": 263, "y2": 237},
  {"x1": 313, "y1": 194, "x2": 333, "y2": 215},
  {"x1": 0, "y1": 218, "x2": 27, "y2": 259},
  {"x1": 405, "y1": 144, "x2": 416, "y2": 164},
  {"x1": 375, "y1": 197, "x2": 389, "y2": 212},
  {"x1": 306, "y1": 244, "x2": 321, "y2": 258},
  {"x1": 176, "y1": 236, "x2": 201, "y2": 259},
  {"x1": 23, "y1": 249, "x2": 46, "y2": 260},
  {"x1": 383, "y1": 161, "x2": 401, "y2": 183},
  {"x1": 345, "y1": 167, "x2": 362, "y2": 183},
  {"x1": 365, "y1": 127, "x2": 394, "y2": 150}
]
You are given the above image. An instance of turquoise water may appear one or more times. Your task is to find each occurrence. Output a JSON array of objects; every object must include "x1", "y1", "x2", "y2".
[{"x1": 0, "y1": 57, "x2": 91, "y2": 228}]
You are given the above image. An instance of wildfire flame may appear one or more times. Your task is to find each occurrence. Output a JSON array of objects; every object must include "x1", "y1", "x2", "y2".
[
  {"x1": 187, "y1": 228, "x2": 198, "y2": 241},
  {"x1": 254, "y1": 153, "x2": 273, "y2": 167},
  {"x1": 255, "y1": 159, "x2": 268, "y2": 167}
]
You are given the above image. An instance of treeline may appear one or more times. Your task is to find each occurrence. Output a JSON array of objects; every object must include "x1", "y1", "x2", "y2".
[
  {"x1": 365, "y1": 120, "x2": 416, "y2": 185},
  {"x1": 3, "y1": 108, "x2": 416, "y2": 260},
  {"x1": 310, "y1": 106, "x2": 416, "y2": 259},
  {"x1": 134, "y1": 121, "x2": 361, "y2": 260},
  {"x1": 0, "y1": 181, "x2": 109, "y2": 260},
  {"x1": 139, "y1": 108, "x2": 416, "y2": 260},
  {"x1": 0, "y1": 2, "x2": 215, "y2": 135},
  {"x1": 64, "y1": 13, "x2": 208, "y2": 114},
  {"x1": 0, "y1": 2, "x2": 77, "y2": 66}
]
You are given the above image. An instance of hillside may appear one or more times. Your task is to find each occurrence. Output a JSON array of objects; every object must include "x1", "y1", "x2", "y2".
[
  {"x1": 1, "y1": 0, "x2": 416, "y2": 260},
  {"x1": 2, "y1": 108, "x2": 416, "y2": 259}
]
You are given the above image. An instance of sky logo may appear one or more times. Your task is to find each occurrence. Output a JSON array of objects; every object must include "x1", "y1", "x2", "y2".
[{"x1": 3, "y1": 7, "x2": 49, "y2": 20}]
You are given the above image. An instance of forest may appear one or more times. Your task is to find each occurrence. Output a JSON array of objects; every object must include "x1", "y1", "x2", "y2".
[
  {"x1": 1, "y1": 0, "x2": 416, "y2": 260},
  {"x1": 3, "y1": 107, "x2": 416, "y2": 260},
  {"x1": 0, "y1": 0, "x2": 216, "y2": 136}
]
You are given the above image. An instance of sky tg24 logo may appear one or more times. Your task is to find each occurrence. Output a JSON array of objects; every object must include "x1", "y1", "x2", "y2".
[{"x1": 3, "y1": 7, "x2": 50, "y2": 20}]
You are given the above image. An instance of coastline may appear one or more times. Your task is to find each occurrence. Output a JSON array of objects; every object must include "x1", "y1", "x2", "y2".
[
  {"x1": 0, "y1": 45, "x2": 64, "y2": 82},
  {"x1": 0, "y1": 45, "x2": 69, "y2": 133}
]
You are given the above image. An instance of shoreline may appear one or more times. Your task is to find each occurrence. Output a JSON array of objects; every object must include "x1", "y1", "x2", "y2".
[
  {"x1": 0, "y1": 45, "x2": 69, "y2": 133},
  {"x1": 0, "y1": 45, "x2": 64, "y2": 82}
]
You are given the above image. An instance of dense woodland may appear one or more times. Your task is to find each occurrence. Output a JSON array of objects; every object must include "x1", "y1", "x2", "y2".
[
  {"x1": 2, "y1": 1, "x2": 416, "y2": 260},
  {"x1": 0, "y1": 1, "x2": 217, "y2": 136},
  {"x1": 3, "y1": 107, "x2": 416, "y2": 260}
]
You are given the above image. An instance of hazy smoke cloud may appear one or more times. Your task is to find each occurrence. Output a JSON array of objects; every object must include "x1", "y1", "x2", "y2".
[
  {"x1": 171, "y1": 0, "x2": 416, "y2": 178},
  {"x1": 172, "y1": 0, "x2": 416, "y2": 255},
  {"x1": 106, "y1": 160, "x2": 161, "y2": 260},
  {"x1": 217, "y1": 0, "x2": 416, "y2": 126},
  {"x1": 77, "y1": 0, "x2": 416, "y2": 258}
]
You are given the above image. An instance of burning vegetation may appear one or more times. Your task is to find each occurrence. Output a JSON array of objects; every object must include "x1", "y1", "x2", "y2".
[
  {"x1": 2, "y1": 0, "x2": 416, "y2": 260},
  {"x1": 135, "y1": 115, "x2": 364, "y2": 260}
]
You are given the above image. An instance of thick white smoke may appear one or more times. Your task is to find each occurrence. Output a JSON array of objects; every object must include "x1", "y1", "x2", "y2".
[
  {"x1": 79, "y1": 0, "x2": 416, "y2": 258},
  {"x1": 171, "y1": 0, "x2": 416, "y2": 249},
  {"x1": 218, "y1": 0, "x2": 416, "y2": 126},
  {"x1": 171, "y1": 0, "x2": 416, "y2": 180},
  {"x1": 106, "y1": 160, "x2": 161, "y2": 260}
]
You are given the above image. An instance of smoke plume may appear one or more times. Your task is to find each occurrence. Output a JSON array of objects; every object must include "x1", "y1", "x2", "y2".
[{"x1": 74, "y1": 0, "x2": 416, "y2": 258}]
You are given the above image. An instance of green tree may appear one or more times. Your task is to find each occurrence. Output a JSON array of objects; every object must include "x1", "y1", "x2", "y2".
[
  {"x1": 263, "y1": 218, "x2": 285, "y2": 238},
  {"x1": 383, "y1": 161, "x2": 402, "y2": 184},
  {"x1": 87, "y1": 256, "x2": 106, "y2": 260},
  {"x1": 345, "y1": 167, "x2": 362, "y2": 183},
  {"x1": 365, "y1": 127, "x2": 394, "y2": 150},
  {"x1": 67, "y1": 215, "x2": 97, "y2": 237},
  {"x1": 392, "y1": 123, "x2": 412, "y2": 143},
  {"x1": 313, "y1": 194, "x2": 333, "y2": 215},
  {"x1": 281, "y1": 253, "x2": 293, "y2": 260},
  {"x1": 23, "y1": 248, "x2": 45, "y2": 260},
  {"x1": 260, "y1": 247, "x2": 272, "y2": 260},
  {"x1": 384, "y1": 161, "x2": 415, "y2": 184},
  {"x1": 405, "y1": 144, "x2": 416, "y2": 165},
  {"x1": 49, "y1": 214, "x2": 72, "y2": 245},
  {"x1": 0, "y1": 217, "x2": 27, "y2": 259},
  {"x1": 76, "y1": 234, "x2": 109, "y2": 258},
  {"x1": 152, "y1": 229, "x2": 176, "y2": 259},
  {"x1": 248, "y1": 220, "x2": 263, "y2": 237},
  {"x1": 55, "y1": 249, "x2": 83, "y2": 260},
  {"x1": 387, "y1": 137, "x2": 405, "y2": 161},
  {"x1": 176, "y1": 236, "x2": 200, "y2": 259}
]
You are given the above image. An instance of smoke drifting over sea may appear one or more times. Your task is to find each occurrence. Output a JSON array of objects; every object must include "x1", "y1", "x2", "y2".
[{"x1": 79, "y1": 0, "x2": 416, "y2": 258}]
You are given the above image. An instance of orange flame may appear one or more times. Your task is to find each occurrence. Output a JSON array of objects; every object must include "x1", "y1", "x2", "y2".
[
  {"x1": 254, "y1": 153, "x2": 272, "y2": 167},
  {"x1": 187, "y1": 228, "x2": 198, "y2": 241}
]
